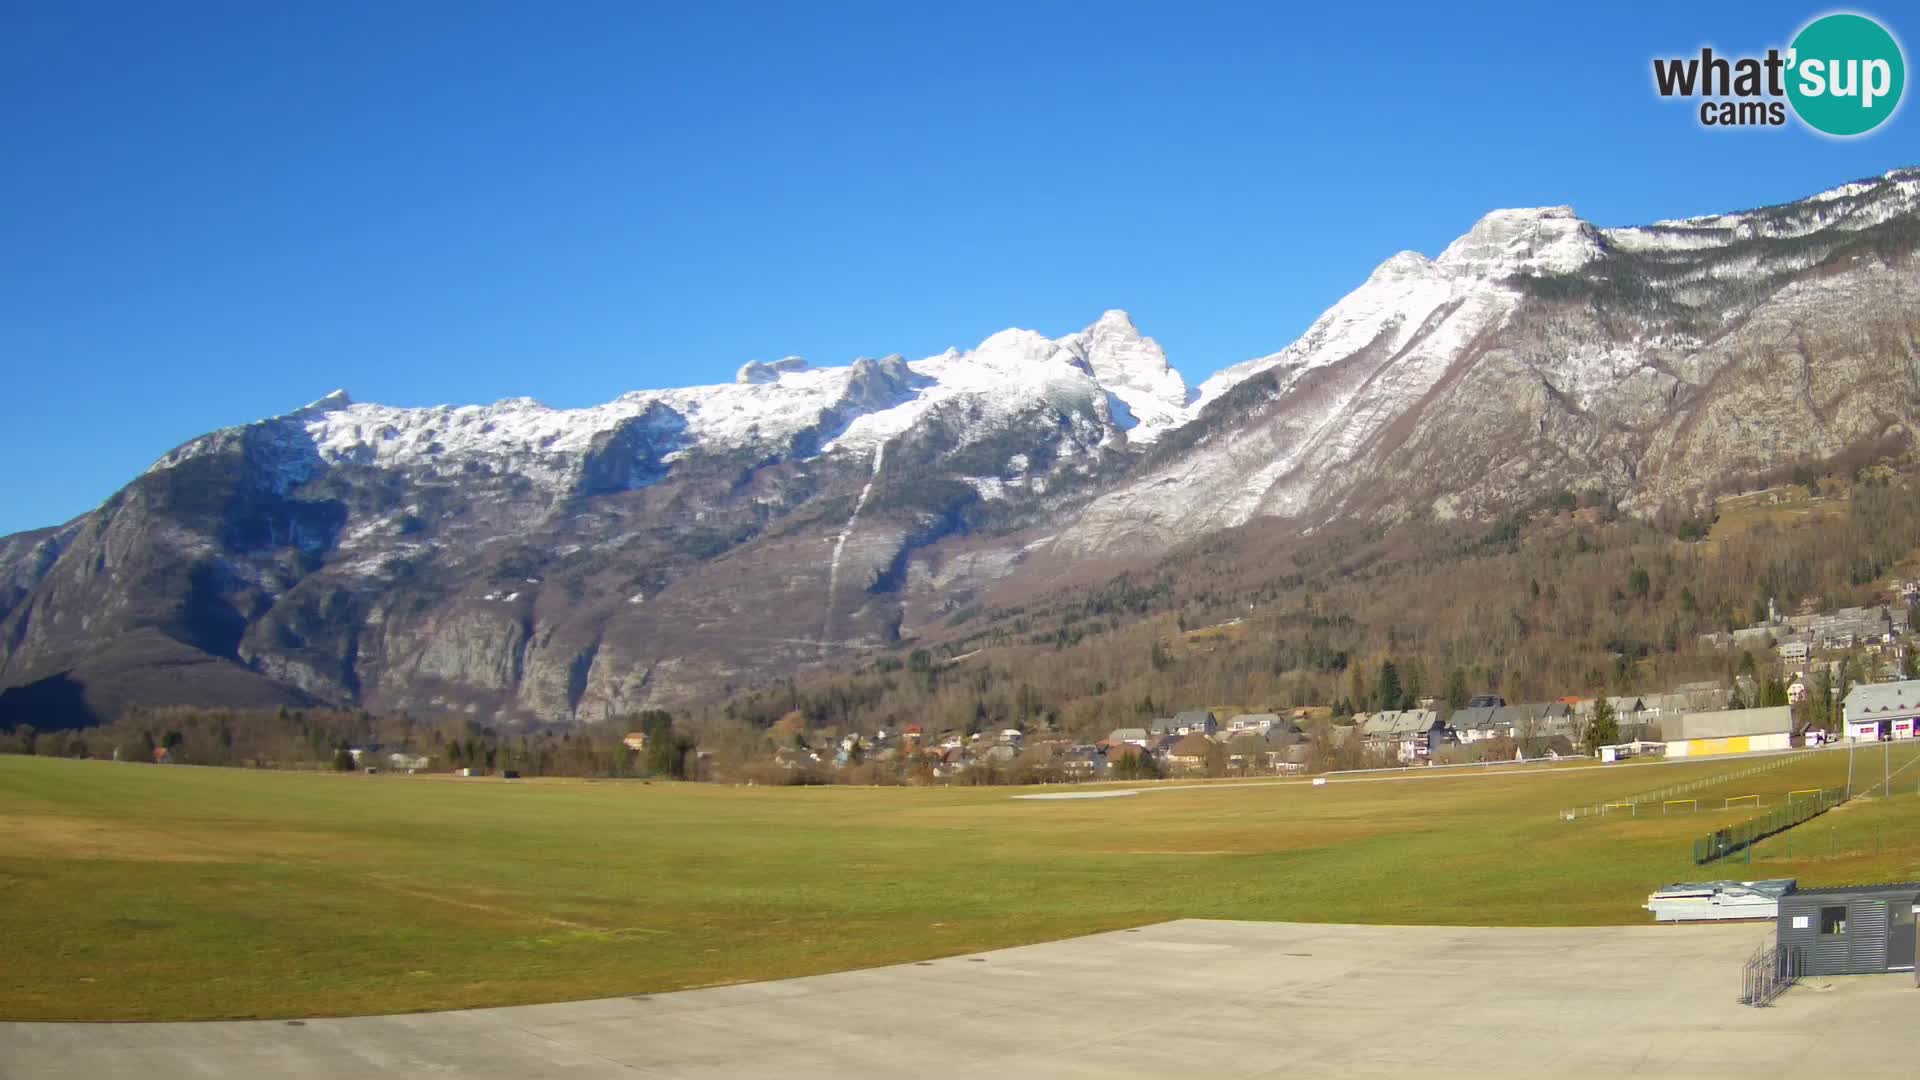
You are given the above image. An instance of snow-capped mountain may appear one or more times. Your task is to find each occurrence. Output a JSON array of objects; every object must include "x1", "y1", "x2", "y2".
[
  {"x1": 151, "y1": 307, "x2": 1190, "y2": 493},
  {"x1": 1058, "y1": 167, "x2": 1920, "y2": 555},
  {"x1": 4, "y1": 168, "x2": 1918, "y2": 726}
]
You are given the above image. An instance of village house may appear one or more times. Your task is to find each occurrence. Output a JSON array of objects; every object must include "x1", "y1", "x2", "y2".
[
  {"x1": 833, "y1": 733, "x2": 876, "y2": 765},
  {"x1": 1458, "y1": 702, "x2": 1579, "y2": 746},
  {"x1": 1844, "y1": 679, "x2": 1920, "y2": 741},
  {"x1": 1362, "y1": 709, "x2": 1451, "y2": 762},
  {"x1": 1161, "y1": 710, "x2": 1218, "y2": 737},
  {"x1": 1538, "y1": 702, "x2": 1581, "y2": 739},
  {"x1": 1575, "y1": 696, "x2": 1650, "y2": 739},
  {"x1": 1224, "y1": 735, "x2": 1260, "y2": 771},
  {"x1": 1226, "y1": 712, "x2": 1282, "y2": 734},
  {"x1": 1107, "y1": 726, "x2": 1150, "y2": 747},
  {"x1": 1447, "y1": 706, "x2": 1504, "y2": 743},
  {"x1": 1225, "y1": 731, "x2": 1289, "y2": 773},
  {"x1": 773, "y1": 746, "x2": 823, "y2": 770},
  {"x1": 1059, "y1": 745, "x2": 1106, "y2": 778},
  {"x1": 930, "y1": 745, "x2": 973, "y2": 777},
  {"x1": 1166, "y1": 733, "x2": 1215, "y2": 773}
]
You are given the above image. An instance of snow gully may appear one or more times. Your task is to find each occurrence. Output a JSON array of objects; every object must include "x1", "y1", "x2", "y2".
[{"x1": 820, "y1": 443, "x2": 885, "y2": 655}]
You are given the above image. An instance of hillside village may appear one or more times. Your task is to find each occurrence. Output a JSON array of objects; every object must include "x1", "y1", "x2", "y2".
[
  {"x1": 739, "y1": 590, "x2": 1920, "y2": 785},
  {"x1": 44, "y1": 588, "x2": 1920, "y2": 785}
]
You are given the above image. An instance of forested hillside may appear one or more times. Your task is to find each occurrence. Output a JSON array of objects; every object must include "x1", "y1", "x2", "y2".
[{"x1": 698, "y1": 453, "x2": 1920, "y2": 753}]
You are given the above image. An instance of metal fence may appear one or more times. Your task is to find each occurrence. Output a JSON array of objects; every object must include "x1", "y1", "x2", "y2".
[
  {"x1": 1562, "y1": 748, "x2": 1821, "y2": 820},
  {"x1": 1691, "y1": 787, "x2": 1844, "y2": 865},
  {"x1": 1739, "y1": 942, "x2": 1801, "y2": 1006}
]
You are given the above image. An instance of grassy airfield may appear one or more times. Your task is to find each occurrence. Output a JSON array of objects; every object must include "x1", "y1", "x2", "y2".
[{"x1": 4, "y1": 746, "x2": 1920, "y2": 1020}]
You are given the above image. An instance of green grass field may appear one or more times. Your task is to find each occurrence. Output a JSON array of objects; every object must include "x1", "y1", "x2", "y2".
[{"x1": 5, "y1": 748, "x2": 1920, "y2": 1020}]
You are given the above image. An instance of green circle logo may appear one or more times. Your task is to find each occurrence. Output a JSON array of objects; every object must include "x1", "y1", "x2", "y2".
[{"x1": 1788, "y1": 13, "x2": 1906, "y2": 136}]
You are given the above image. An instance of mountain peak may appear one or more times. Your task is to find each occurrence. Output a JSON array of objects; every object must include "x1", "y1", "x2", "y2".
[
  {"x1": 1437, "y1": 205, "x2": 1601, "y2": 277},
  {"x1": 735, "y1": 357, "x2": 810, "y2": 384},
  {"x1": 1367, "y1": 251, "x2": 1437, "y2": 283},
  {"x1": 292, "y1": 389, "x2": 353, "y2": 418},
  {"x1": 1068, "y1": 309, "x2": 1188, "y2": 429}
]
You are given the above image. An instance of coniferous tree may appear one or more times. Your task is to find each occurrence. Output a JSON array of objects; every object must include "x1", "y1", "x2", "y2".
[
  {"x1": 1374, "y1": 661, "x2": 1403, "y2": 712},
  {"x1": 1583, "y1": 696, "x2": 1619, "y2": 756}
]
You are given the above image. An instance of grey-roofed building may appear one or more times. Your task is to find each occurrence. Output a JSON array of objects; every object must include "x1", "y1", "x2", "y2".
[
  {"x1": 1224, "y1": 731, "x2": 1294, "y2": 773},
  {"x1": 1362, "y1": 708, "x2": 1450, "y2": 761},
  {"x1": 1843, "y1": 679, "x2": 1920, "y2": 741},
  {"x1": 1107, "y1": 727, "x2": 1150, "y2": 747},
  {"x1": 1490, "y1": 704, "x2": 1533, "y2": 737},
  {"x1": 1673, "y1": 680, "x2": 1730, "y2": 705},
  {"x1": 1403, "y1": 709, "x2": 1452, "y2": 759},
  {"x1": 1059, "y1": 746, "x2": 1106, "y2": 777},
  {"x1": 1665, "y1": 705, "x2": 1794, "y2": 758},
  {"x1": 1533, "y1": 703, "x2": 1579, "y2": 739},
  {"x1": 1641, "y1": 693, "x2": 1693, "y2": 734},
  {"x1": 1361, "y1": 711, "x2": 1403, "y2": 740},
  {"x1": 1579, "y1": 695, "x2": 1647, "y2": 726},
  {"x1": 1226, "y1": 712, "x2": 1283, "y2": 733},
  {"x1": 1170, "y1": 710, "x2": 1218, "y2": 736},
  {"x1": 1447, "y1": 706, "x2": 1502, "y2": 742}
]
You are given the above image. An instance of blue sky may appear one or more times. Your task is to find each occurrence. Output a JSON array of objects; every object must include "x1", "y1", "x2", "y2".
[{"x1": 1, "y1": 1, "x2": 1915, "y2": 534}]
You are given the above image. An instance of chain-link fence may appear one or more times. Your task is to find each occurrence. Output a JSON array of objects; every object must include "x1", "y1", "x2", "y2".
[
  {"x1": 1561, "y1": 748, "x2": 1818, "y2": 820},
  {"x1": 1692, "y1": 787, "x2": 1844, "y2": 864}
]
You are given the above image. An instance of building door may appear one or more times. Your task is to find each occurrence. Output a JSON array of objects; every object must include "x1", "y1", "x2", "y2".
[{"x1": 1889, "y1": 900, "x2": 1916, "y2": 973}]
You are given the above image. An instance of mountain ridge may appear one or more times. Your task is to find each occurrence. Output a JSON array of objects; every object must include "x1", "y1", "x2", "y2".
[{"x1": 4, "y1": 166, "x2": 1919, "y2": 727}]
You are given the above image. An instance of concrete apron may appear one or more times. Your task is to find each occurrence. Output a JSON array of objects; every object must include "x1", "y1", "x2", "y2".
[{"x1": 2, "y1": 920, "x2": 1913, "y2": 1079}]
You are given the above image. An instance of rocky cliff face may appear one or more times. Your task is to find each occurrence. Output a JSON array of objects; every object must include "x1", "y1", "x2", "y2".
[
  {"x1": 4, "y1": 169, "x2": 1919, "y2": 726},
  {"x1": 0, "y1": 311, "x2": 1186, "y2": 725}
]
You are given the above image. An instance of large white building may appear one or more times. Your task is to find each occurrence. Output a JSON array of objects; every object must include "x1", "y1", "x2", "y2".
[
  {"x1": 1663, "y1": 706, "x2": 1794, "y2": 758},
  {"x1": 1843, "y1": 680, "x2": 1920, "y2": 741}
]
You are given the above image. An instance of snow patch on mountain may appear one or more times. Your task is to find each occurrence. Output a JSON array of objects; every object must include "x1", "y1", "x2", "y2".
[
  {"x1": 142, "y1": 167, "x2": 1920, "y2": 543},
  {"x1": 1053, "y1": 310, "x2": 1190, "y2": 437},
  {"x1": 1435, "y1": 206, "x2": 1603, "y2": 277},
  {"x1": 1194, "y1": 248, "x2": 1463, "y2": 411},
  {"x1": 151, "y1": 309, "x2": 1192, "y2": 490},
  {"x1": 1605, "y1": 167, "x2": 1920, "y2": 253}
]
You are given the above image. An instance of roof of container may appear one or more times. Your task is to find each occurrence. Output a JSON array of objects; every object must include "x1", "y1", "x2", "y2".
[{"x1": 1786, "y1": 881, "x2": 1920, "y2": 898}]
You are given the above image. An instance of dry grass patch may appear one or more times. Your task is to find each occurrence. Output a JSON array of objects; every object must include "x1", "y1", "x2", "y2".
[{"x1": 0, "y1": 812, "x2": 235, "y2": 863}]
